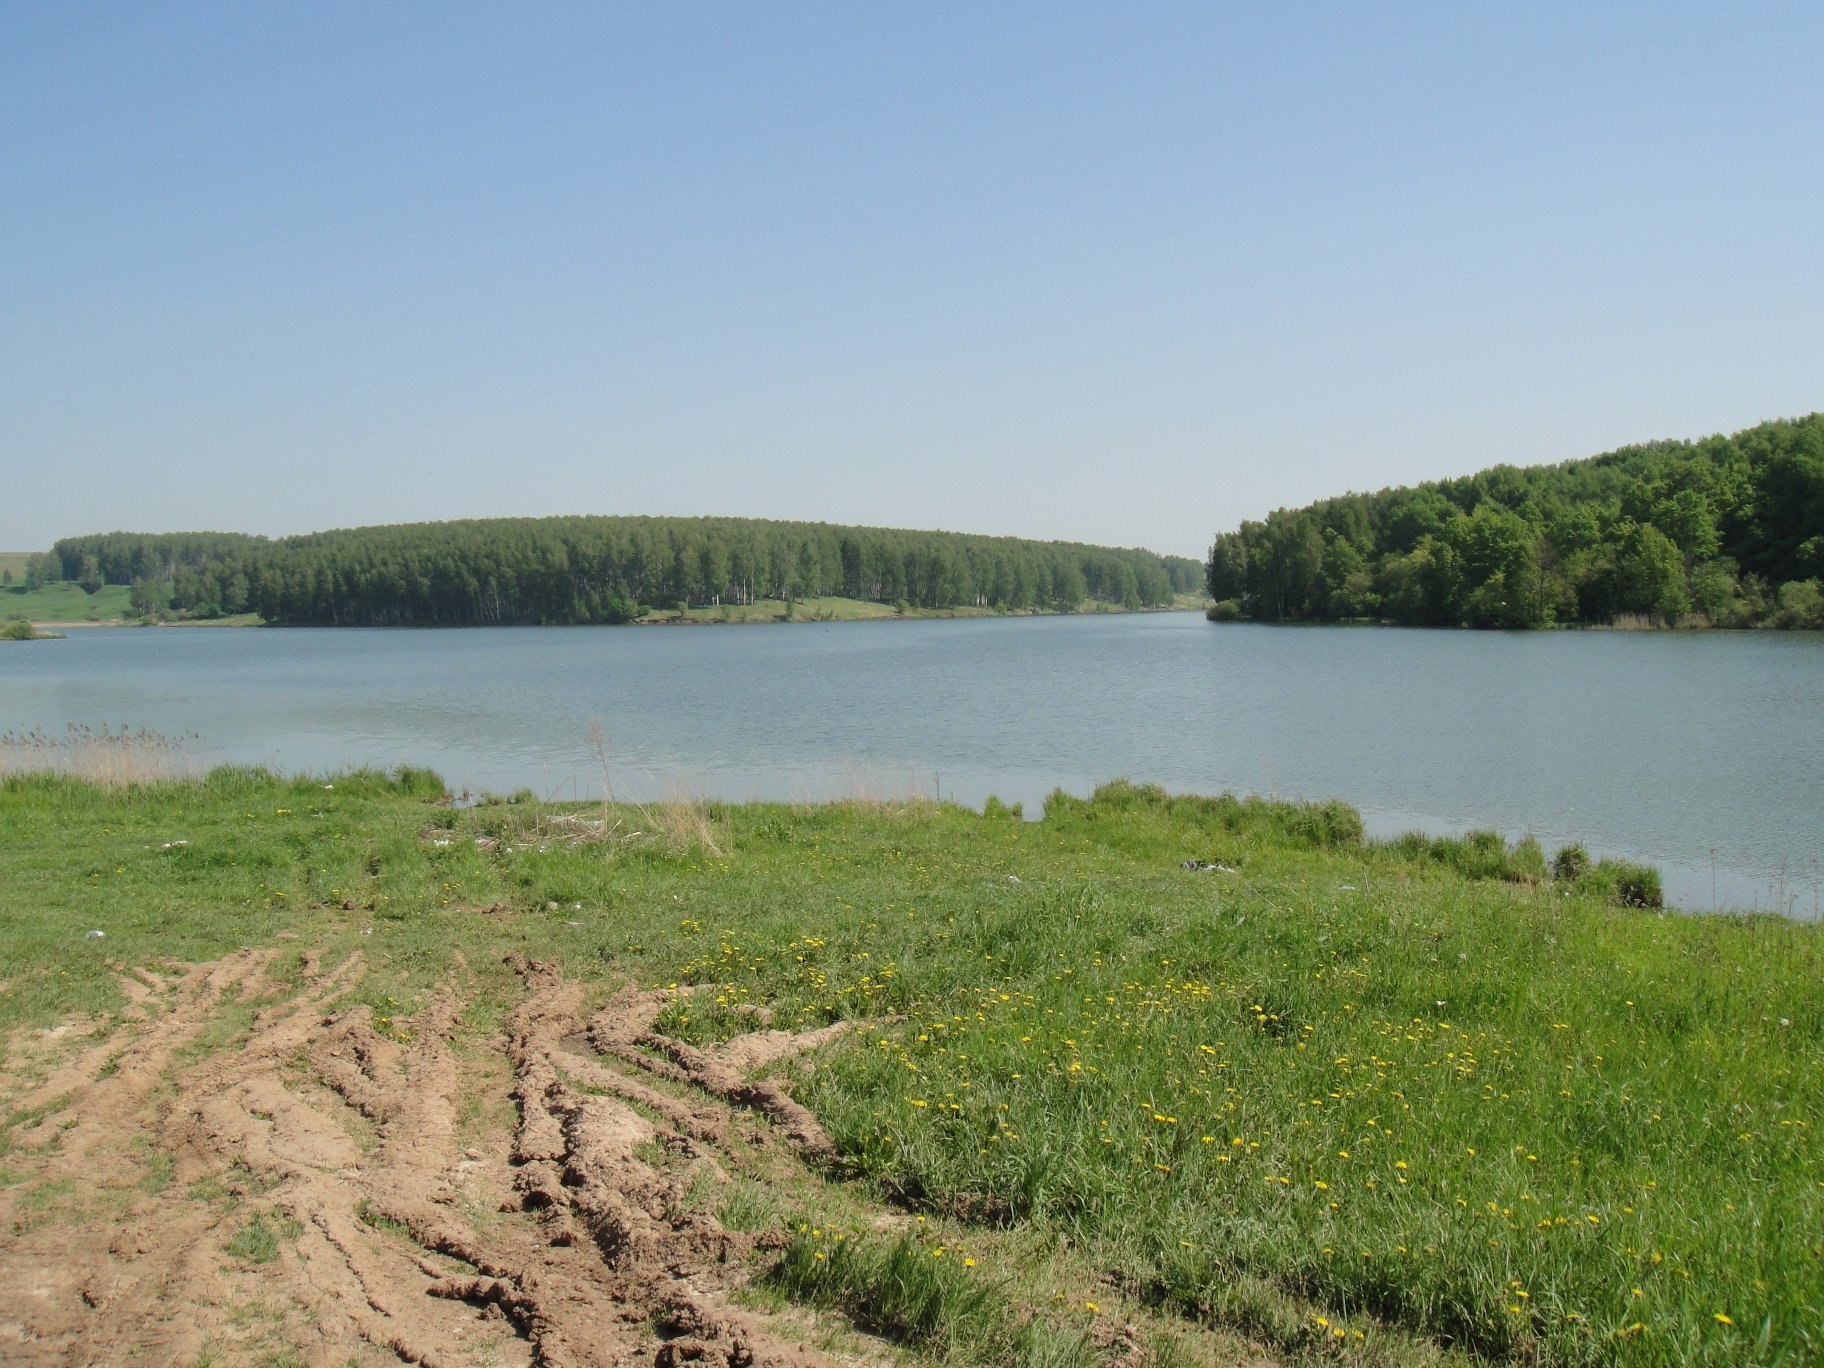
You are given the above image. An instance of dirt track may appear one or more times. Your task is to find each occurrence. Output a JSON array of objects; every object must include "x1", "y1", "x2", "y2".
[{"x1": 0, "y1": 949, "x2": 867, "y2": 1367}]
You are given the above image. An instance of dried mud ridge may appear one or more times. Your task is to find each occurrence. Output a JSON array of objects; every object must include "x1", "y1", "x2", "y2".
[{"x1": 0, "y1": 949, "x2": 862, "y2": 1367}]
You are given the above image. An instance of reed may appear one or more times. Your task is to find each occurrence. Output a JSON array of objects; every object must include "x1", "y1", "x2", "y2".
[{"x1": 0, "y1": 724, "x2": 193, "y2": 788}]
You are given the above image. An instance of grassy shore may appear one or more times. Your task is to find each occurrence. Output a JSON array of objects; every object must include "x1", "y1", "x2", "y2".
[
  {"x1": 0, "y1": 574, "x2": 1205, "y2": 629},
  {"x1": 1, "y1": 763, "x2": 1817, "y2": 1366}
]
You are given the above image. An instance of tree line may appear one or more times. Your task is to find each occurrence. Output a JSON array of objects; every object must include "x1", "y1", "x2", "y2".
[
  {"x1": 1206, "y1": 414, "x2": 1824, "y2": 629},
  {"x1": 50, "y1": 517, "x2": 1203, "y2": 626}
]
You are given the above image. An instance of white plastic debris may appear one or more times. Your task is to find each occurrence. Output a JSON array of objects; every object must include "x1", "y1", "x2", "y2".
[{"x1": 85, "y1": 930, "x2": 105, "y2": 938}]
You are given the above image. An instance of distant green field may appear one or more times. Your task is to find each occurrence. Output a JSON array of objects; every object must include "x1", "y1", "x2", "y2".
[
  {"x1": 0, "y1": 580, "x2": 135, "y2": 623},
  {"x1": 0, "y1": 552, "x2": 39, "y2": 583}
]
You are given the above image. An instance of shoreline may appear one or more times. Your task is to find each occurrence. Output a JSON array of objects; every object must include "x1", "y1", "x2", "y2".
[{"x1": 26, "y1": 600, "x2": 1210, "y2": 631}]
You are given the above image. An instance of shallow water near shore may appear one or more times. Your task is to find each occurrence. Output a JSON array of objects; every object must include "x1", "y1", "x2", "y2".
[{"x1": 4, "y1": 613, "x2": 1820, "y2": 913}]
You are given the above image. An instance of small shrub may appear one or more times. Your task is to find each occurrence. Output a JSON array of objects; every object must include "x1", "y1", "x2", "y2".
[
  {"x1": 770, "y1": 1229, "x2": 996, "y2": 1353},
  {"x1": 1205, "y1": 598, "x2": 1245, "y2": 622}
]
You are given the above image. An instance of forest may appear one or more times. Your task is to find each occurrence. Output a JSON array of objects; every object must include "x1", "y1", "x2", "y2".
[
  {"x1": 45, "y1": 517, "x2": 1203, "y2": 626},
  {"x1": 1205, "y1": 413, "x2": 1824, "y2": 629}
]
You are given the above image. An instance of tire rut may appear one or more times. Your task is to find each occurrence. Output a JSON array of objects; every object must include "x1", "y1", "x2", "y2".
[{"x1": 0, "y1": 950, "x2": 871, "y2": 1367}]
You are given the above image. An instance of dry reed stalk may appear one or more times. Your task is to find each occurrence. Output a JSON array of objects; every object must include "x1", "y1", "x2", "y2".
[{"x1": 582, "y1": 720, "x2": 722, "y2": 857}]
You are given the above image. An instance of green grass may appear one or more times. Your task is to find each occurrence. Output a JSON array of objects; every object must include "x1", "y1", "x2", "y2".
[
  {"x1": 225, "y1": 1210, "x2": 304, "y2": 1264},
  {"x1": 1, "y1": 767, "x2": 1818, "y2": 1365},
  {"x1": 1, "y1": 579, "x2": 134, "y2": 623},
  {"x1": 0, "y1": 552, "x2": 38, "y2": 581}
]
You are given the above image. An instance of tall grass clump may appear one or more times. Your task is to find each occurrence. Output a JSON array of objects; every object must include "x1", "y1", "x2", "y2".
[
  {"x1": 1045, "y1": 780, "x2": 1365, "y2": 850},
  {"x1": 633, "y1": 778, "x2": 725, "y2": 857},
  {"x1": 1384, "y1": 828, "x2": 1550, "y2": 885},
  {"x1": 1573, "y1": 857, "x2": 1664, "y2": 909},
  {"x1": 1553, "y1": 842, "x2": 1592, "y2": 882}
]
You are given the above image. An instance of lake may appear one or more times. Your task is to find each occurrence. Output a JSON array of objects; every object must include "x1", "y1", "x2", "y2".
[{"x1": 3, "y1": 613, "x2": 1820, "y2": 914}]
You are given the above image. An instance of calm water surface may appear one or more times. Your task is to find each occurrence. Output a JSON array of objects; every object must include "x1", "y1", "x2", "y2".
[{"x1": 4, "y1": 614, "x2": 1820, "y2": 914}]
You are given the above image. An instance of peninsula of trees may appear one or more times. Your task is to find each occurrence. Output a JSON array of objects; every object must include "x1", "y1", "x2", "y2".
[
  {"x1": 1206, "y1": 414, "x2": 1824, "y2": 629},
  {"x1": 44, "y1": 517, "x2": 1204, "y2": 627}
]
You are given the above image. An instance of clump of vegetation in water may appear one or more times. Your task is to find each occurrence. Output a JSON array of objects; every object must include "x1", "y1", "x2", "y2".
[{"x1": 2, "y1": 616, "x2": 61, "y2": 641}]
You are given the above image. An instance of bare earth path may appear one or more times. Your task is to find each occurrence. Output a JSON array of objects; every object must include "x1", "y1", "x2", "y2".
[{"x1": 0, "y1": 949, "x2": 869, "y2": 1367}]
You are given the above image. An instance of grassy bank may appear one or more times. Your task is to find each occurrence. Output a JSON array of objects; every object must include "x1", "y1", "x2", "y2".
[
  {"x1": 1, "y1": 764, "x2": 1817, "y2": 1365},
  {"x1": 1, "y1": 579, "x2": 134, "y2": 623}
]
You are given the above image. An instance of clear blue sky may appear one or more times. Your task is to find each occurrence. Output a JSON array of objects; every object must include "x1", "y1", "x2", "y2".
[{"x1": 4, "y1": 3, "x2": 1820, "y2": 558}]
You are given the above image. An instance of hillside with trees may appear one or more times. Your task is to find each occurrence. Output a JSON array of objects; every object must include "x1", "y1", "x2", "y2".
[
  {"x1": 50, "y1": 517, "x2": 1203, "y2": 626},
  {"x1": 1206, "y1": 414, "x2": 1824, "y2": 629}
]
